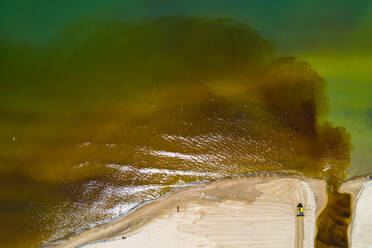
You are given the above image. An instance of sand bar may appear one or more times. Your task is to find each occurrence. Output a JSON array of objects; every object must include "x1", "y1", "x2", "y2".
[
  {"x1": 340, "y1": 175, "x2": 372, "y2": 248},
  {"x1": 47, "y1": 175, "x2": 327, "y2": 248}
]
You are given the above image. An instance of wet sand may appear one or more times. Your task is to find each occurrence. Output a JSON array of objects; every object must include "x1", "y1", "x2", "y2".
[
  {"x1": 47, "y1": 175, "x2": 327, "y2": 248},
  {"x1": 340, "y1": 176, "x2": 372, "y2": 248}
]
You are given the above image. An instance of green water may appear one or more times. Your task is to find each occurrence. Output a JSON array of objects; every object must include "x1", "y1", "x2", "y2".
[
  {"x1": 304, "y1": 55, "x2": 372, "y2": 177},
  {"x1": 0, "y1": 13, "x2": 370, "y2": 248}
]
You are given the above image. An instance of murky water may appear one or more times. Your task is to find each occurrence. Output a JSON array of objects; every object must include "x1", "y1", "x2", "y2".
[
  {"x1": 316, "y1": 191, "x2": 351, "y2": 247},
  {"x1": 0, "y1": 16, "x2": 356, "y2": 248}
]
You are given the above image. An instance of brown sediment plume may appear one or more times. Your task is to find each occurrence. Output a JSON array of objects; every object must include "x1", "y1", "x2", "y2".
[
  {"x1": 1, "y1": 16, "x2": 352, "y2": 183},
  {"x1": 0, "y1": 16, "x2": 353, "y2": 247},
  {"x1": 314, "y1": 123, "x2": 352, "y2": 248}
]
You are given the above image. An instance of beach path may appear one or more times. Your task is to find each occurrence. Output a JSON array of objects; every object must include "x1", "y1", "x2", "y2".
[{"x1": 295, "y1": 216, "x2": 304, "y2": 248}]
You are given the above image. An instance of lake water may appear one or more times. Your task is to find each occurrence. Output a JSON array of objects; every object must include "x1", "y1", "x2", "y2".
[{"x1": 0, "y1": 17, "x2": 370, "y2": 248}]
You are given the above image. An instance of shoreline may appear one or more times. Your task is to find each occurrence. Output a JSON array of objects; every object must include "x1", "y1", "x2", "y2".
[
  {"x1": 46, "y1": 173, "x2": 328, "y2": 248},
  {"x1": 44, "y1": 173, "x2": 372, "y2": 248}
]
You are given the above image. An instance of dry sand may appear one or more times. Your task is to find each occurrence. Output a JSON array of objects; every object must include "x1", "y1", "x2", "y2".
[
  {"x1": 340, "y1": 176, "x2": 372, "y2": 248},
  {"x1": 48, "y1": 175, "x2": 327, "y2": 248}
]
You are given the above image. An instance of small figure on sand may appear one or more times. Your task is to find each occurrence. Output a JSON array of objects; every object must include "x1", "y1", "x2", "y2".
[
  {"x1": 177, "y1": 206, "x2": 179, "y2": 212},
  {"x1": 296, "y1": 203, "x2": 304, "y2": 217}
]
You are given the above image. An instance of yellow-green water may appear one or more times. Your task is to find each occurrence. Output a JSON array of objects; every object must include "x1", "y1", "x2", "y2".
[{"x1": 0, "y1": 16, "x2": 364, "y2": 248}]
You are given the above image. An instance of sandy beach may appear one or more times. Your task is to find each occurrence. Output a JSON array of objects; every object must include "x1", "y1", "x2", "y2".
[
  {"x1": 48, "y1": 175, "x2": 327, "y2": 248},
  {"x1": 340, "y1": 176, "x2": 372, "y2": 248}
]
